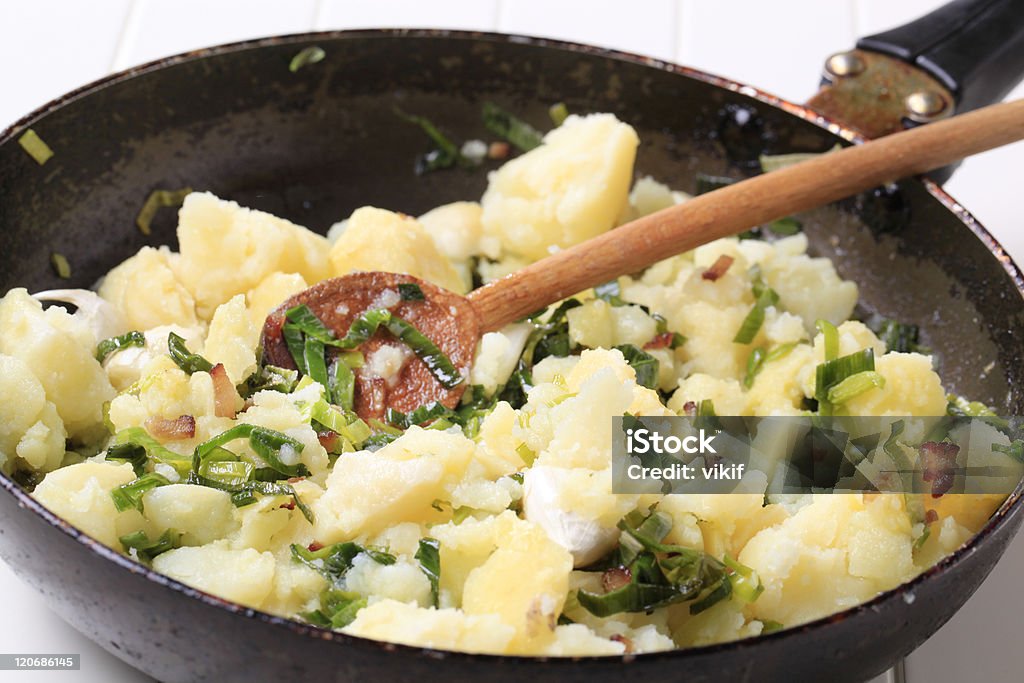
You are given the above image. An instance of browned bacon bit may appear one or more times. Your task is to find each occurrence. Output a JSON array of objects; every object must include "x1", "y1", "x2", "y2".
[
  {"x1": 924, "y1": 508, "x2": 939, "y2": 525},
  {"x1": 279, "y1": 500, "x2": 296, "y2": 510},
  {"x1": 317, "y1": 430, "x2": 340, "y2": 452},
  {"x1": 609, "y1": 634, "x2": 634, "y2": 653},
  {"x1": 682, "y1": 401, "x2": 697, "y2": 416},
  {"x1": 307, "y1": 541, "x2": 324, "y2": 552},
  {"x1": 701, "y1": 254, "x2": 735, "y2": 281},
  {"x1": 488, "y1": 141, "x2": 510, "y2": 160},
  {"x1": 602, "y1": 566, "x2": 632, "y2": 592},
  {"x1": 210, "y1": 363, "x2": 239, "y2": 418},
  {"x1": 920, "y1": 441, "x2": 960, "y2": 498},
  {"x1": 287, "y1": 476, "x2": 305, "y2": 484},
  {"x1": 644, "y1": 332, "x2": 676, "y2": 351},
  {"x1": 144, "y1": 414, "x2": 196, "y2": 441}
]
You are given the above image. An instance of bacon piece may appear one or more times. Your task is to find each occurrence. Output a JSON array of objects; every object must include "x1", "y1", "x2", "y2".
[
  {"x1": 318, "y1": 430, "x2": 340, "y2": 452},
  {"x1": 144, "y1": 414, "x2": 196, "y2": 441},
  {"x1": 609, "y1": 634, "x2": 634, "y2": 653},
  {"x1": 279, "y1": 500, "x2": 296, "y2": 510},
  {"x1": 209, "y1": 363, "x2": 239, "y2": 419},
  {"x1": 920, "y1": 441, "x2": 960, "y2": 498},
  {"x1": 307, "y1": 541, "x2": 324, "y2": 552},
  {"x1": 924, "y1": 508, "x2": 939, "y2": 525},
  {"x1": 602, "y1": 566, "x2": 632, "y2": 592},
  {"x1": 644, "y1": 332, "x2": 676, "y2": 350},
  {"x1": 488, "y1": 141, "x2": 510, "y2": 160},
  {"x1": 701, "y1": 254, "x2": 735, "y2": 281},
  {"x1": 682, "y1": 401, "x2": 697, "y2": 416}
]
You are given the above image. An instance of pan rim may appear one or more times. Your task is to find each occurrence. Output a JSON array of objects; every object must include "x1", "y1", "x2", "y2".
[{"x1": 1, "y1": 26, "x2": 1022, "y2": 667}]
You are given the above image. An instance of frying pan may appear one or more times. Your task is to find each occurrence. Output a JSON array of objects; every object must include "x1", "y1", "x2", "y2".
[{"x1": 2, "y1": 0, "x2": 1024, "y2": 681}]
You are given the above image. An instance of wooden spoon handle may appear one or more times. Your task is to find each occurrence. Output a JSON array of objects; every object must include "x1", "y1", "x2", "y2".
[{"x1": 468, "y1": 98, "x2": 1024, "y2": 332}]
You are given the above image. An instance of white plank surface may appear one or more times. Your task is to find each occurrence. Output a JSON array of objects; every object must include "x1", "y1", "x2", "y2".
[{"x1": 0, "y1": 2, "x2": 1021, "y2": 682}]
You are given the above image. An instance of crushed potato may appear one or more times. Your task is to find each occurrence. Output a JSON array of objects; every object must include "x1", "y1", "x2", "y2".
[{"x1": 1, "y1": 111, "x2": 1012, "y2": 658}]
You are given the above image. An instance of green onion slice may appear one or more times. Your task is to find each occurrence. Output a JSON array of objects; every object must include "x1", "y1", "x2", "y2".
[
  {"x1": 96, "y1": 330, "x2": 145, "y2": 363},
  {"x1": 289, "y1": 46, "x2": 325, "y2": 72},
  {"x1": 482, "y1": 102, "x2": 544, "y2": 152},
  {"x1": 18, "y1": 129, "x2": 54, "y2": 165},
  {"x1": 415, "y1": 537, "x2": 441, "y2": 606},
  {"x1": 168, "y1": 332, "x2": 213, "y2": 375}
]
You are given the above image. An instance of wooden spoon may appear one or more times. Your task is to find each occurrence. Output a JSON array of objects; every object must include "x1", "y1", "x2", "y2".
[{"x1": 263, "y1": 98, "x2": 1024, "y2": 419}]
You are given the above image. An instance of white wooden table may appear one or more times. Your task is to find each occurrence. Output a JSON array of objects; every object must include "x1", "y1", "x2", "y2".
[{"x1": 1, "y1": 2, "x2": 1021, "y2": 681}]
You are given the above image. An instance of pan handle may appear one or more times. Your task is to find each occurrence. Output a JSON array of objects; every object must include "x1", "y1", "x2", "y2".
[{"x1": 858, "y1": 0, "x2": 1024, "y2": 116}]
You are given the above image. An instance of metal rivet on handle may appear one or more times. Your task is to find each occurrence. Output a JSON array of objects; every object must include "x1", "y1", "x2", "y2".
[
  {"x1": 824, "y1": 52, "x2": 866, "y2": 78},
  {"x1": 905, "y1": 90, "x2": 949, "y2": 122}
]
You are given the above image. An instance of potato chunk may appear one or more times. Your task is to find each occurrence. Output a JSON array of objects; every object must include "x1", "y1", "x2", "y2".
[
  {"x1": 0, "y1": 289, "x2": 114, "y2": 437},
  {"x1": 99, "y1": 246, "x2": 199, "y2": 329},
  {"x1": 0, "y1": 354, "x2": 66, "y2": 475},
  {"x1": 176, "y1": 192, "x2": 330, "y2": 319},
  {"x1": 481, "y1": 113, "x2": 639, "y2": 261},
  {"x1": 328, "y1": 207, "x2": 465, "y2": 293}
]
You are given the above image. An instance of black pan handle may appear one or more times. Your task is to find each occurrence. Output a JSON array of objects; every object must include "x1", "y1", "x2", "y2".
[{"x1": 858, "y1": 0, "x2": 1024, "y2": 114}]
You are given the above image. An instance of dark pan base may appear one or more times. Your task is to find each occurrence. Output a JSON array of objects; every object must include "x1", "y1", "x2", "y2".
[{"x1": 1, "y1": 30, "x2": 1022, "y2": 683}]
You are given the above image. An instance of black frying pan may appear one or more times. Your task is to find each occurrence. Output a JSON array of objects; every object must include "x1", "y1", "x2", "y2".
[{"x1": 2, "y1": 1, "x2": 1024, "y2": 681}]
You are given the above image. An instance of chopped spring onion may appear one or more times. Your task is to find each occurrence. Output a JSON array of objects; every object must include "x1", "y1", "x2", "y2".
[
  {"x1": 733, "y1": 287, "x2": 780, "y2": 344},
  {"x1": 593, "y1": 279, "x2": 627, "y2": 306},
  {"x1": 120, "y1": 529, "x2": 180, "y2": 562},
  {"x1": 695, "y1": 173, "x2": 735, "y2": 195},
  {"x1": 826, "y1": 370, "x2": 886, "y2": 404},
  {"x1": 386, "y1": 401, "x2": 455, "y2": 429},
  {"x1": 744, "y1": 342, "x2": 799, "y2": 389},
  {"x1": 722, "y1": 554, "x2": 764, "y2": 603},
  {"x1": 815, "y1": 348, "x2": 875, "y2": 415},
  {"x1": 415, "y1": 537, "x2": 442, "y2": 607},
  {"x1": 50, "y1": 253, "x2": 71, "y2": 279},
  {"x1": 816, "y1": 319, "x2": 839, "y2": 361},
  {"x1": 96, "y1": 330, "x2": 145, "y2": 363},
  {"x1": 992, "y1": 440, "x2": 1024, "y2": 463},
  {"x1": 238, "y1": 364, "x2": 299, "y2": 397},
  {"x1": 482, "y1": 102, "x2": 544, "y2": 152},
  {"x1": 192, "y1": 423, "x2": 309, "y2": 479},
  {"x1": 113, "y1": 426, "x2": 192, "y2": 476},
  {"x1": 395, "y1": 108, "x2": 464, "y2": 173},
  {"x1": 548, "y1": 102, "x2": 569, "y2": 126},
  {"x1": 289, "y1": 46, "x2": 325, "y2": 72},
  {"x1": 230, "y1": 481, "x2": 313, "y2": 523},
  {"x1": 767, "y1": 216, "x2": 802, "y2": 235},
  {"x1": 871, "y1": 318, "x2": 924, "y2": 353},
  {"x1": 614, "y1": 344, "x2": 659, "y2": 390},
  {"x1": 284, "y1": 304, "x2": 463, "y2": 390},
  {"x1": 576, "y1": 510, "x2": 731, "y2": 618},
  {"x1": 110, "y1": 472, "x2": 171, "y2": 512},
  {"x1": 329, "y1": 358, "x2": 355, "y2": 410},
  {"x1": 761, "y1": 620, "x2": 785, "y2": 634},
  {"x1": 105, "y1": 442, "x2": 147, "y2": 476},
  {"x1": 398, "y1": 283, "x2": 425, "y2": 301},
  {"x1": 168, "y1": 332, "x2": 213, "y2": 375},
  {"x1": 301, "y1": 590, "x2": 366, "y2": 629},
  {"x1": 758, "y1": 145, "x2": 838, "y2": 173},
  {"x1": 291, "y1": 541, "x2": 395, "y2": 586},
  {"x1": 194, "y1": 459, "x2": 254, "y2": 490},
  {"x1": 18, "y1": 129, "x2": 54, "y2": 165},
  {"x1": 946, "y1": 394, "x2": 1007, "y2": 430},
  {"x1": 136, "y1": 188, "x2": 192, "y2": 236}
]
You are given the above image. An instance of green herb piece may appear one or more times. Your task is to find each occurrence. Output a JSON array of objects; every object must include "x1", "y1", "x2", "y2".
[
  {"x1": 386, "y1": 401, "x2": 455, "y2": 429},
  {"x1": 761, "y1": 620, "x2": 785, "y2": 634},
  {"x1": 576, "y1": 510, "x2": 731, "y2": 618},
  {"x1": 744, "y1": 342, "x2": 799, "y2": 389},
  {"x1": 826, "y1": 370, "x2": 886, "y2": 404},
  {"x1": 482, "y1": 102, "x2": 544, "y2": 152},
  {"x1": 136, "y1": 188, "x2": 192, "y2": 236},
  {"x1": 593, "y1": 279, "x2": 626, "y2": 306},
  {"x1": 289, "y1": 45, "x2": 325, "y2": 72},
  {"x1": 284, "y1": 305, "x2": 463, "y2": 390},
  {"x1": 415, "y1": 537, "x2": 441, "y2": 606},
  {"x1": 329, "y1": 358, "x2": 355, "y2": 410},
  {"x1": 194, "y1": 459, "x2": 254, "y2": 490},
  {"x1": 815, "y1": 348, "x2": 875, "y2": 415},
  {"x1": 695, "y1": 173, "x2": 735, "y2": 195},
  {"x1": 548, "y1": 102, "x2": 569, "y2": 126},
  {"x1": 816, "y1": 319, "x2": 839, "y2": 361},
  {"x1": 395, "y1": 108, "x2": 464, "y2": 174},
  {"x1": 113, "y1": 427, "x2": 192, "y2": 476},
  {"x1": 767, "y1": 216, "x2": 802, "y2": 235},
  {"x1": 871, "y1": 318, "x2": 924, "y2": 353},
  {"x1": 301, "y1": 589, "x2": 366, "y2": 629},
  {"x1": 120, "y1": 529, "x2": 180, "y2": 562},
  {"x1": 758, "y1": 150, "x2": 824, "y2": 172},
  {"x1": 48, "y1": 252, "x2": 71, "y2": 279},
  {"x1": 238, "y1": 365, "x2": 299, "y2": 397},
  {"x1": 96, "y1": 330, "x2": 145, "y2": 363},
  {"x1": 913, "y1": 525, "x2": 932, "y2": 550},
  {"x1": 18, "y1": 129, "x2": 53, "y2": 165},
  {"x1": 722, "y1": 554, "x2": 764, "y2": 603},
  {"x1": 168, "y1": 332, "x2": 213, "y2": 374},
  {"x1": 992, "y1": 440, "x2": 1024, "y2": 463},
  {"x1": 105, "y1": 442, "x2": 147, "y2": 476},
  {"x1": 231, "y1": 481, "x2": 313, "y2": 523},
  {"x1": 614, "y1": 344, "x2": 659, "y2": 390},
  {"x1": 733, "y1": 287, "x2": 780, "y2": 344},
  {"x1": 110, "y1": 472, "x2": 171, "y2": 512},
  {"x1": 291, "y1": 541, "x2": 395, "y2": 586},
  {"x1": 398, "y1": 283, "x2": 425, "y2": 301}
]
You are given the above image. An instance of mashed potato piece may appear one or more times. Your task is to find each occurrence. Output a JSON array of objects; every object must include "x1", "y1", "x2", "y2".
[{"x1": 7, "y1": 113, "x2": 1008, "y2": 659}]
